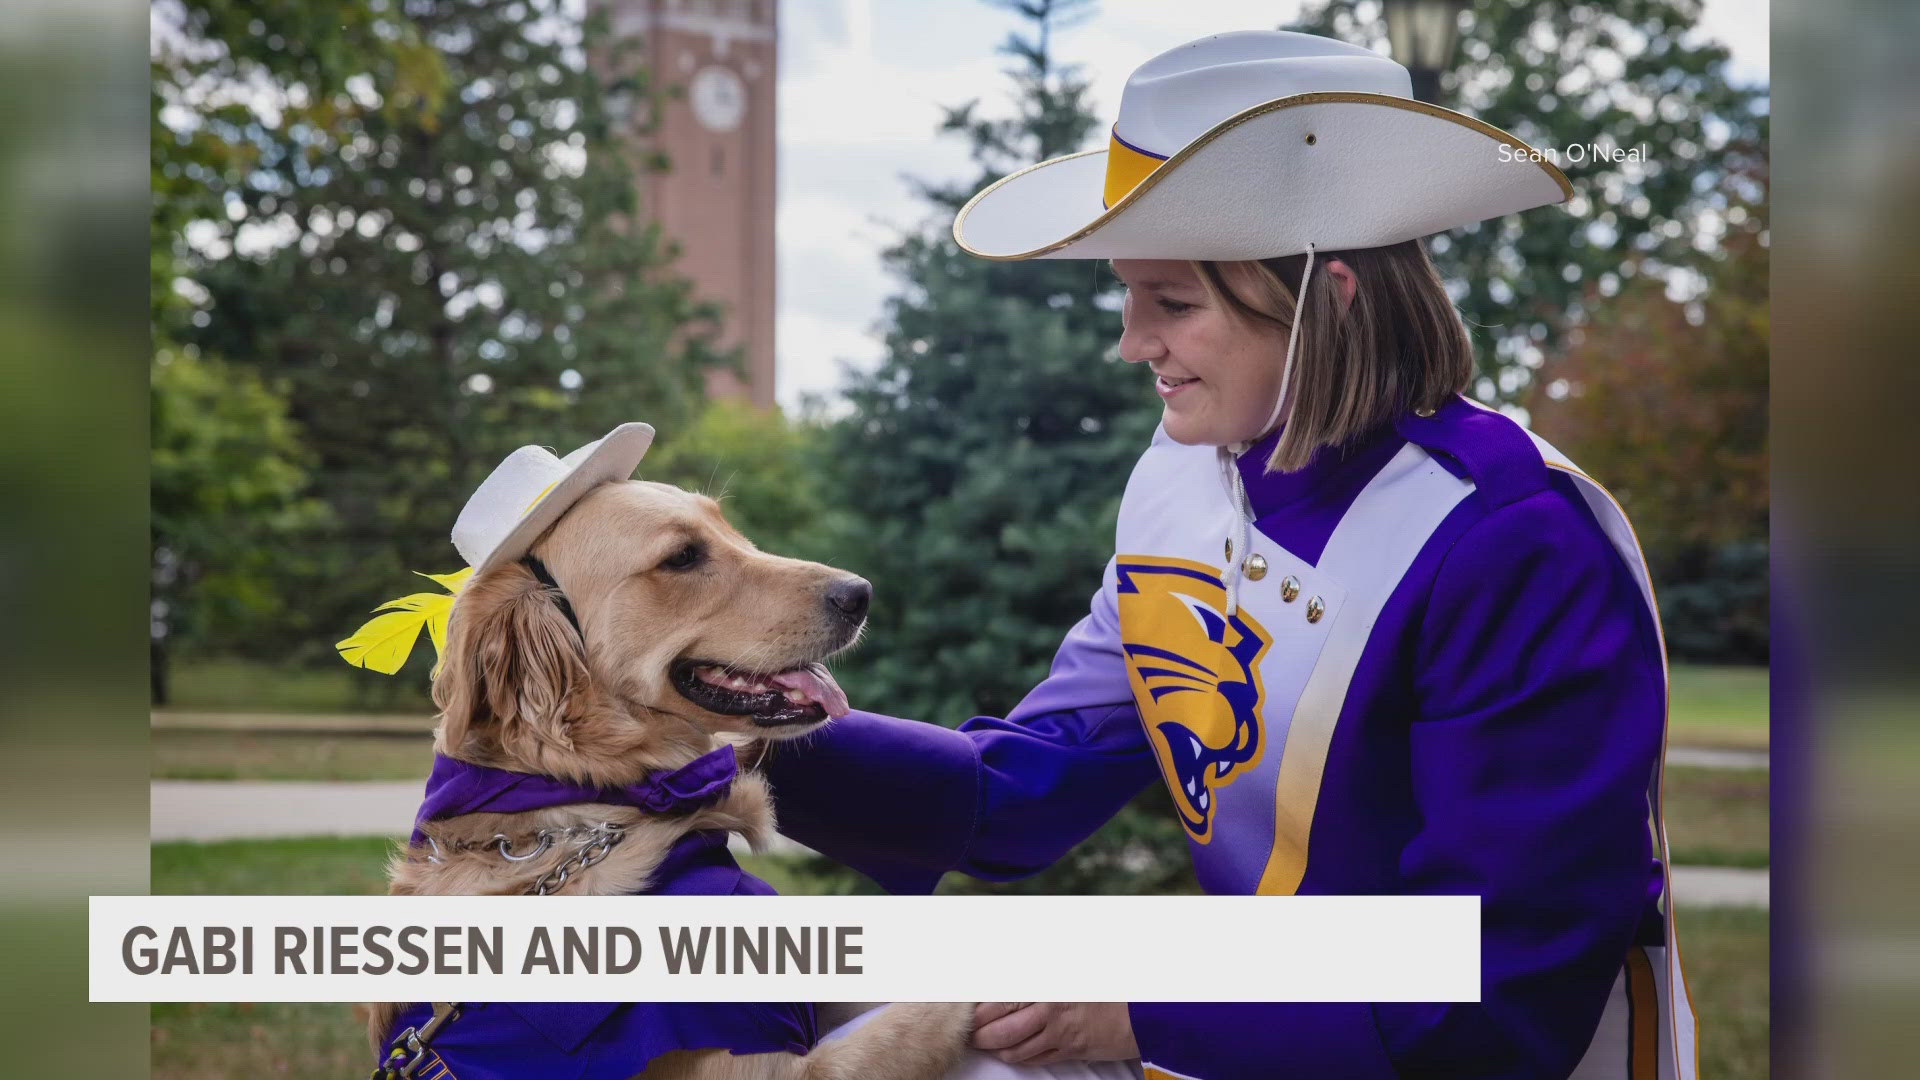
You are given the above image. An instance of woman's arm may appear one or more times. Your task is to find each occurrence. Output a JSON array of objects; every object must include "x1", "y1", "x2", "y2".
[
  {"x1": 1124, "y1": 483, "x2": 1667, "y2": 1078},
  {"x1": 765, "y1": 558, "x2": 1159, "y2": 894}
]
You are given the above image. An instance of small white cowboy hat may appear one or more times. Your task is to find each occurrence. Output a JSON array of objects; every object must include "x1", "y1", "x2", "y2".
[
  {"x1": 337, "y1": 423, "x2": 656, "y2": 675},
  {"x1": 953, "y1": 29, "x2": 1571, "y2": 261},
  {"x1": 452, "y1": 422, "x2": 656, "y2": 574}
]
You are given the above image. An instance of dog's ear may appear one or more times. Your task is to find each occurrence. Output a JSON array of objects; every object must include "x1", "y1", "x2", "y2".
[{"x1": 432, "y1": 562, "x2": 591, "y2": 759}]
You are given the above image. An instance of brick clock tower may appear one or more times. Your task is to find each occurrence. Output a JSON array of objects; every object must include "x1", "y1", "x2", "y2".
[{"x1": 597, "y1": 0, "x2": 778, "y2": 407}]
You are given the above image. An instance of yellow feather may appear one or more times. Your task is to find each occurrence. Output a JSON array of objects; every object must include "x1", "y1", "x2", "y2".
[
  {"x1": 376, "y1": 591, "x2": 453, "y2": 612},
  {"x1": 422, "y1": 592, "x2": 458, "y2": 663},
  {"x1": 415, "y1": 567, "x2": 475, "y2": 592},
  {"x1": 336, "y1": 608, "x2": 433, "y2": 675},
  {"x1": 336, "y1": 567, "x2": 473, "y2": 675}
]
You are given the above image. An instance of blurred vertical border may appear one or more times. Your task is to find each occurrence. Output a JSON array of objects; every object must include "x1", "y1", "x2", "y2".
[
  {"x1": 1774, "y1": 0, "x2": 1920, "y2": 1075},
  {"x1": 0, "y1": 0, "x2": 150, "y2": 1072}
]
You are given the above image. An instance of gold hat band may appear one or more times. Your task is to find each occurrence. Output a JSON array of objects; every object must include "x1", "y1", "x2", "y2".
[{"x1": 1102, "y1": 127, "x2": 1167, "y2": 209}]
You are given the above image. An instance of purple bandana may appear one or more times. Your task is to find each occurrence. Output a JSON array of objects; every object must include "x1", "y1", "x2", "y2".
[
  {"x1": 409, "y1": 745, "x2": 738, "y2": 844},
  {"x1": 385, "y1": 751, "x2": 819, "y2": 1076}
]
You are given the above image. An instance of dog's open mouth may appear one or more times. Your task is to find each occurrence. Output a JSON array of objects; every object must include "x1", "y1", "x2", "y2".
[{"x1": 670, "y1": 660, "x2": 851, "y2": 727}]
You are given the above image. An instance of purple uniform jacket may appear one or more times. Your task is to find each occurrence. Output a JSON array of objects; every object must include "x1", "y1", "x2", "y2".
[{"x1": 766, "y1": 399, "x2": 1670, "y2": 1079}]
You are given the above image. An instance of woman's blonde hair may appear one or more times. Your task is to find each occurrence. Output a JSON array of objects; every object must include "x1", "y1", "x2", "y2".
[{"x1": 1190, "y1": 239, "x2": 1473, "y2": 472}]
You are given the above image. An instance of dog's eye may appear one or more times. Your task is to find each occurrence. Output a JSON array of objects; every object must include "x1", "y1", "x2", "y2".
[{"x1": 660, "y1": 542, "x2": 705, "y2": 571}]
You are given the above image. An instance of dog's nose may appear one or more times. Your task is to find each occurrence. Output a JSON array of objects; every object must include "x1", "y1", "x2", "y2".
[{"x1": 825, "y1": 576, "x2": 872, "y2": 622}]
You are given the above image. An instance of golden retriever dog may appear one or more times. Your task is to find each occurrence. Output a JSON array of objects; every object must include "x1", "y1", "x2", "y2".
[{"x1": 366, "y1": 479, "x2": 972, "y2": 1080}]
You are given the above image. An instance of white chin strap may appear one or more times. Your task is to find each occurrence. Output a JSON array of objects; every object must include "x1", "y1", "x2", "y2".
[{"x1": 1221, "y1": 243, "x2": 1315, "y2": 618}]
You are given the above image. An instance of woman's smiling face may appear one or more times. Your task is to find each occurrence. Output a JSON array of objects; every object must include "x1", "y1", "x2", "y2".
[{"x1": 1112, "y1": 259, "x2": 1288, "y2": 447}]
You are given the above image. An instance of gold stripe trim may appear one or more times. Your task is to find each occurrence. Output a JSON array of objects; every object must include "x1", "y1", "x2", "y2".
[
  {"x1": 953, "y1": 91, "x2": 1574, "y2": 261},
  {"x1": 1103, "y1": 128, "x2": 1166, "y2": 208},
  {"x1": 522, "y1": 478, "x2": 561, "y2": 516},
  {"x1": 1626, "y1": 946, "x2": 1659, "y2": 1080}
]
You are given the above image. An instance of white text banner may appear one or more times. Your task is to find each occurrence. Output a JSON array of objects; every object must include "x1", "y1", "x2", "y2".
[{"x1": 91, "y1": 894, "x2": 1480, "y2": 1003}]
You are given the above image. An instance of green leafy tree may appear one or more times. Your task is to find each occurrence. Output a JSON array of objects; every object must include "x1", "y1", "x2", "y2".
[
  {"x1": 150, "y1": 348, "x2": 320, "y2": 701},
  {"x1": 819, "y1": 0, "x2": 1191, "y2": 894},
  {"x1": 154, "y1": 0, "x2": 728, "y2": 662},
  {"x1": 1290, "y1": 0, "x2": 1769, "y2": 405}
]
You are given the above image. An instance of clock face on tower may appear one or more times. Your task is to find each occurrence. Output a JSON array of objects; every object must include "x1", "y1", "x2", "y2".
[{"x1": 690, "y1": 65, "x2": 746, "y2": 132}]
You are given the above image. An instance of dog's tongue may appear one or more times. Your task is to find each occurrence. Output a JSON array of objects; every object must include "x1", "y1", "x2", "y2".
[{"x1": 771, "y1": 663, "x2": 850, "y2": 718}]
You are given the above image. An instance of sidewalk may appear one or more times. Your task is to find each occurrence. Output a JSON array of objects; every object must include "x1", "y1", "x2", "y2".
[
  {"x1": 1666, "y1": 746, "x2": 1768, "y2": 770},
  {"x1": 1669, "y1": 865, "x2": 1769, "y2": 908}
]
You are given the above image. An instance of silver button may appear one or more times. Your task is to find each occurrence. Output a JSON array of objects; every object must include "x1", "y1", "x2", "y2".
[
  {"x1": 1245, "y1": 553, "x2": 1268, "y2": 581},
  {"x1": 1306, "y1": 596, "x2": 1326, "y2": 623},
  {"x1": 1279, "y1": 576, "x2": 1301, "y2": 603}
]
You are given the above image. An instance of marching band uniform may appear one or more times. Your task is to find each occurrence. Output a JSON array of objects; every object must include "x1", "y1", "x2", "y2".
[
  {"x1": 770, "y1": 399, "x2": 1694, "y2": 1079},
  {"x1": 768, "y1": 29, "x2": 1698, "y2": 1077}
]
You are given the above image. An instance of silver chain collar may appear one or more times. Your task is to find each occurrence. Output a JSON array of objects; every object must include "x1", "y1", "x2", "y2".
[{"x1": 421, "y1": 822, "x2": 630, "y2": 895}]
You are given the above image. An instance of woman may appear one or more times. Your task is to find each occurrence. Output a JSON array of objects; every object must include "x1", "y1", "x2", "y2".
[{"x1": 772, "y1": 31, "x2": 1694, "y2": 1080}]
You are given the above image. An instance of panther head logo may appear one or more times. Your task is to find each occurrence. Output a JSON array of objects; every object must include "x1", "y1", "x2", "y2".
[{"x1": 1114, "y1": 557, "x2": 1272, "y2": 842}]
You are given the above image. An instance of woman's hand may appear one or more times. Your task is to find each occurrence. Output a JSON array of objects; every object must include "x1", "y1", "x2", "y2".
[{"x1": 972, "y1": 1001, "x2": 1139, "y2": 1064}]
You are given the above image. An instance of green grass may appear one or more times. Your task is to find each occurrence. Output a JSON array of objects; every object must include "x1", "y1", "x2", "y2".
[
  {"x1": 152, "y1": 1001, "x2": 371, "y2": 1079},
  {"x1": 152, "y1": 728, "x2": 434, "y2": 781},
  {"x1": 1677, "y1": 905, "x2": 1769, "y2": 1079},
  {"x1": 147, "y1": 841, "x2": 411, "y2": 1076},
  {"x1": 1665, "y1": 765, "x2": 1770, "y2": 868},
  {"x1": 167, "y1": 656, "x2": 432, "y2": 714},
  {"x1": 153, "y1": 835, "x2": 396, "y2": 896},
  {"x1": 1667, "y1": 664, "x2": 1769, "y2": 749}
]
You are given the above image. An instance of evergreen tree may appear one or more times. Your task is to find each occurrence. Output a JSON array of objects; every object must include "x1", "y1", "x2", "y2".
[
  {"x1": 155, "y1": 0, "x2": 726, "y2": 664},
  {"x1": 1290, "y1": 0, "x2": 1768, "y2": 406},
  {"x1": 818, "y1": 0, "x2": 1191, "y2": 893}
]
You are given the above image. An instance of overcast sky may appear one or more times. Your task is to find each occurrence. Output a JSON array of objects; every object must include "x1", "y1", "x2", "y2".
[{"x1": 769, "y1": 0, "x2": 1770, "y2": 411}]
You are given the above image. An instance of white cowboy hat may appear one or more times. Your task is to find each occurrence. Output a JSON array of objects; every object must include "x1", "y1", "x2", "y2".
[
  {"x1": 336, "y1": 423, "x2": 655, "y2": 675},
  {"x1": 451, "y1": 422, "x2": 655, "y2": 574},
  {"x1": 953, "y1": 29, "x2": 1570, "y2": 262}
]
